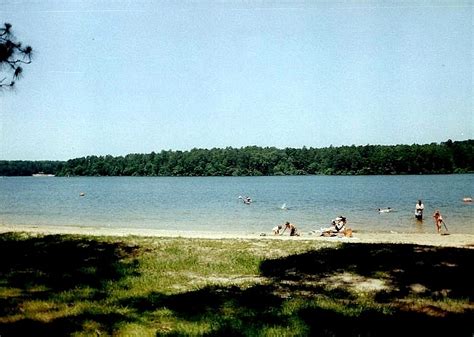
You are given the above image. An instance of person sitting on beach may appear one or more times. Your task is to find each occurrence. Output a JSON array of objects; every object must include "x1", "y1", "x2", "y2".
[
  {"x1": 432, "y1": 210, "x2": 443, "y2": 233},
  {"x1": 272, "y1": 225, "x2": 283, "y2": 235},
  {"x1": 320, "y1": 216, "x2": 348, "y2": 237},
  {"x1": 332, "y1": 216, "x2": 347, "y2": 232},
  {"x1": 280, "y1": 222, "x2": 300, "y2": 236}
]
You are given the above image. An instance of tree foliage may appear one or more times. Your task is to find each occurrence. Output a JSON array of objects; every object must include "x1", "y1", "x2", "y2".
[
  {"x1": 0, "y1": 161, "x2": 64, "y2": 176},
  {"x1": 0, "y1": 23, "x2": 33, "y2": 88},
  {"x1": 2, "y1": 140, "x2": 472, "y2": 177}
]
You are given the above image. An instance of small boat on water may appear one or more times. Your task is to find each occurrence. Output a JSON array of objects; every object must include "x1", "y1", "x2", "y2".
[
  {"x1": 32, "y1": 172, "x2": 55, "y2": 177},
  {"x1": 463, "y1": 197, "x2": 472, "y2": 203}
]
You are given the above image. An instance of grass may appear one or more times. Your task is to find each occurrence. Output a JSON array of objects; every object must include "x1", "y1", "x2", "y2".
[{"x1": 0, "y1": 232, "x2": 473, "y2": 336}]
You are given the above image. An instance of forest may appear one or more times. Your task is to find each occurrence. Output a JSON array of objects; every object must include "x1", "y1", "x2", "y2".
[{"x1": 1, "y1": 139, "x2": 472, "y2": 177}]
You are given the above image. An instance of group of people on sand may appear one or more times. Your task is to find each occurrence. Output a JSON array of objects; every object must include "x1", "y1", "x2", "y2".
[
  {"x1": 272, "y1": 199, "x2": 449, "y2": 238},
  {"x1": 272, "y1": 222, "x2": 300, "y2": 236},
  {"x1": 414, "y1": 200, "x2": 447, "y2": 233},
  {"x1": 273, "y1": 216, "x2": 352, "y2": 238}
]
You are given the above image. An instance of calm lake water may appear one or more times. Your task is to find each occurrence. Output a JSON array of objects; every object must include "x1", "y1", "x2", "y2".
[{"x1": 1, "y1": 175, "x2": 473, "y2": 234}]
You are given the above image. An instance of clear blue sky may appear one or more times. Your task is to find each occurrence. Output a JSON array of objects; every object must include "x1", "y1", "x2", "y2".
[{"x1": 1, "y1": 0, "x2": 472, "y2": 160}]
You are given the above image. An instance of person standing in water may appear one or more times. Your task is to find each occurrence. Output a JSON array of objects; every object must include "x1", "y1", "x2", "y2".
[
  {"x1": 415, "y1": 200, "x2": 424, "y2": 220},
  {"x1": 432, "y1": 210, "x2": 443, "y2": 233}
]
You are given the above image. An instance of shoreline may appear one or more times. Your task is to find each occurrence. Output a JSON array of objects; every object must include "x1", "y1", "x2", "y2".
[{"x1": 1, "y1": 224, "x2": 473, "y2": 248}]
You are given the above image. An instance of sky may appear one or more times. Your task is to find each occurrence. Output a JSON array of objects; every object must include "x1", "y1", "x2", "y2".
[{"x1": 1, "y1": 0, "x2": 472, "y2": 160}]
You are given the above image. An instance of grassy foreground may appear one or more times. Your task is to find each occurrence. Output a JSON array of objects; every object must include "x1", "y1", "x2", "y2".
[{"x1": 0, "y1": 233, "x2": 473, "y2": 336}]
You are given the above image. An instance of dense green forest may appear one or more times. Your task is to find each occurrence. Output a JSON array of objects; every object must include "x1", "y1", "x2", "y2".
[
  {"x1": 0, "y1": 161, "x2": 64, "y2": 176},
  {"x1": 1, "y1": 140, "x2": 473, "y2": 177}
]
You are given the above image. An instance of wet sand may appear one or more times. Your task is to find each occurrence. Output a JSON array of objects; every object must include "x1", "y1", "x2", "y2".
[{"x1": 1, "y1": 224, "x2": 473, "y2": 248}]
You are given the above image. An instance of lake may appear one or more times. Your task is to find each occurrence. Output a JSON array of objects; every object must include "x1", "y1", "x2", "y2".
[{"x1": 1, "y1": 175, "x2": 473, "y2": 234}]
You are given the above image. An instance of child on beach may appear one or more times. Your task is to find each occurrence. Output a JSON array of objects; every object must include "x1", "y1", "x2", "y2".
[
  {"x1": 272, "y1": 225, "x2": 283, "y2": 235},
  {"x1": 432, "y1": 210, "x2": 443, "y2": 233}
]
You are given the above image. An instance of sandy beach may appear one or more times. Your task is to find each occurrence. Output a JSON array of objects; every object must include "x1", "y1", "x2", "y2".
[{"x1": 1, "y1": 224, "x2": 473, "y2": 248}]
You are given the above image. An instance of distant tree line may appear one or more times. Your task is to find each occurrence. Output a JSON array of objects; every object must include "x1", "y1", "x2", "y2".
[
  {"x1": 0, "y1": 161, "x2": 64, "y2": 176},
  {"x1": 1, "y1": 140, "x2": 472, "y2": 177}
]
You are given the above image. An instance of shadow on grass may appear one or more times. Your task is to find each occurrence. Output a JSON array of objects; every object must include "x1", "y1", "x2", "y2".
[
  {"x1": 0, "y1": 312, "x2": 132, "y2": 336},
  {"x1": 123, "y1": 243, "x2": 474, "y2": 336},
  {"x1": 0, "y1": 232, "x2": 140, "y2": 336},
  {"x1": 1, "y1": 234, "x2": 473, "y2": 336},
  {"x1": 260, "y1": 243, "x2": 474, "y2": 301},
  {"x1": 258, "y1": 243, "x2": 474, "y2": 336}
]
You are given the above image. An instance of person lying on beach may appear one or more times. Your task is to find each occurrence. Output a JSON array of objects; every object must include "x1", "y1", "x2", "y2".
[{"x1": 280, "y1": 222, "x2": 300, "y2": 236}]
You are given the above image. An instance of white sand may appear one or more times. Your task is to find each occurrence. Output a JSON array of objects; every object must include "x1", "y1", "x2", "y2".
[{"x1": 1, "y1": 224, "x2": 473, "y2": 248}]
